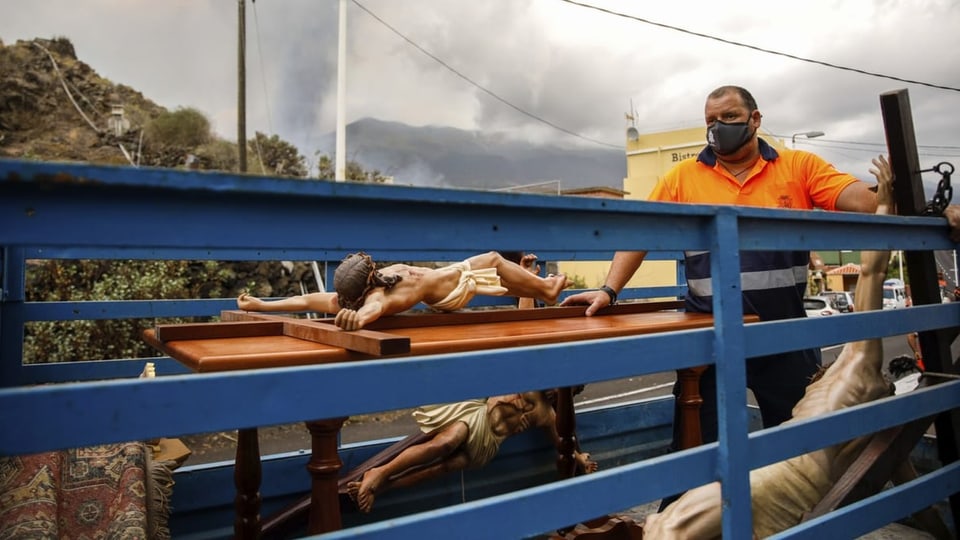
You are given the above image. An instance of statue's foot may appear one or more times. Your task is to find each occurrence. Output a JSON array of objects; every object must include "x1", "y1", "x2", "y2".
[
  {"x1": 345, "y1": 480, "x2": 361, "y2": 503},
  {"x1": 544, "y1": 274, "x2": 569, "y2": 305},
  {"x1": 353, "y1": 468, "x2": 385, "y2": 513}
]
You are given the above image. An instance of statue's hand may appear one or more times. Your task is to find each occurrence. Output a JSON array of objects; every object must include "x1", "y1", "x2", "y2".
[
  {"x1": 520, "y1": 253, "x2": 541, "y2": 275},
  {"x1": 576, "y1": 451, "x2": 599, "y2": 474},
  {"x1": 334, "y1": 308, "x2": 364, "y2": 331},
  {"x1": 944, "y1": 205, "x2": 960, "y2": 243},
  {"x1": 237, "y1": 293, "x2": 259, "y2": 311}
]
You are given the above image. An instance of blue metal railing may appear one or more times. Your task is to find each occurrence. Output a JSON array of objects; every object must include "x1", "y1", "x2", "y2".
[{"x1": 1, "y1": 159, "x2": 958, "y2": 538}]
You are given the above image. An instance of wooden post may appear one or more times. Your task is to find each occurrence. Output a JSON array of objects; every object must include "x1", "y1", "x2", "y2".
[
  {"x1": 880, "y1": 88, "x2": 960, "y2": 527},
  {"x1": 305, "y1": 418, "x2": 348, "y2": 534},
  {"x1": 234, "y1": 428, "x2": 262, "y2": 539},
  {"x1": 677, "y1": 367, "x2": 708, "y2": 449}
]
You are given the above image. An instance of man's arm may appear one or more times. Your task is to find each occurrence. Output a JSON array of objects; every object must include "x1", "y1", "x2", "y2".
[
  {"x1": 836, "y1": 160, "x2": 960, "y2": 243},
  {"x1": 560, "y1": 250, "x2": 648, "y2": 316},
  {"x1": 834, "y1": 180, "x2": 879, "y2": 214}
]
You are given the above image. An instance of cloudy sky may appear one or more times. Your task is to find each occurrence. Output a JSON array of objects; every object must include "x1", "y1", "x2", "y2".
[{"x1": 3, "y1": 0, "x2": 959, "y2": 193}]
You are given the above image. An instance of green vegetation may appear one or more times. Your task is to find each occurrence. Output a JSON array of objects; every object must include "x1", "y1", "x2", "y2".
[
  {"x1": 250, "y1": 131, "x2": 308, "y2": 177},
  {"x1": 316, "y1": 153, "x2": 389, "y2": 183},
  {"x1": 5, "y1": 36, "x2": 391, "y2": 364},
  {"x1": 144, "y1": 107, "x2": 212, "y2": 149},
  {"x1": 22, "y1": 260, "x2": 261, "y2": 363}
]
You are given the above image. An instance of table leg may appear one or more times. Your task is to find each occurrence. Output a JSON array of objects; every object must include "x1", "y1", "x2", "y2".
[
  {"x1": 234, "y1": 427, "x2": 262, "y2": 539},
  {"x1": 676, "y1": 366, "x2": 708, "y2": 449},
  {"x1": 304, "y1": 418, "x2": 348, "y2": 534}
]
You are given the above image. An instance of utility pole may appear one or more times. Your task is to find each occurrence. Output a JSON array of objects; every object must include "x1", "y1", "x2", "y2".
[
  {"x1": 238, "y1": 0, "x2": 247, "y2": 173},
  {"x1": 335, "y1": 0, "x2": 346, "y2": 181}
]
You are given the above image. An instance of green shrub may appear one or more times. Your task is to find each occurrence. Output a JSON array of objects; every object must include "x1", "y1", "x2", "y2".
[
  {"x1": 144, "y1": 107, "x2": 211, "y2": 149},
  {"x1": 23, "y1": 259, "x2": 309, "y2": 363}
]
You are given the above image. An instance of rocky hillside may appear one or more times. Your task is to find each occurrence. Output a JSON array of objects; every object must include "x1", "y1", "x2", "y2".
[
  {"x1": 0, "y1": 36, "x2": 175, "y2": 166},
  {"x1": 2, "y1": 37, "x2": 322, "y2": 330}
]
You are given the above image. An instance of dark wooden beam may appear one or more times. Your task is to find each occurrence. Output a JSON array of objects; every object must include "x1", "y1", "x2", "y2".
[
  {"x1": 153, "y1": 320, "x2": 284, "y2": 342},
  {"x1": 311, "y1": 300, "x2": 687, "y2": 330},
  {"x1": 880, "y1": 88, "x2": 960, "y2": 527},
  {"x1": 219, "y1": 311, "x2": 410, "y2": 356}
]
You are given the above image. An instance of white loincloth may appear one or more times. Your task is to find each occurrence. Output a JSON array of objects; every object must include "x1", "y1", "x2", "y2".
[
  {"x1": 412, "y1": 399, "x2": 506, "y2": 467},
  {"x1": 428, "y1": 261, "x2": 508, "y2": 311}
]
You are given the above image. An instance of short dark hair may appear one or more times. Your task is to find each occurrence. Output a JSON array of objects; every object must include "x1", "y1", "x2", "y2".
[{"x1": 708, "y1": 85, "x2": 758, "y2": 111}]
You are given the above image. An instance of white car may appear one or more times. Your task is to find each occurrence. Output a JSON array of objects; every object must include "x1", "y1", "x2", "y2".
[
  {"x1": 821, "y1": 291, "x2": 854, "y2": 313},
  {"x1": 804, "y1": 296, "x2": 840, "y2": 317}
]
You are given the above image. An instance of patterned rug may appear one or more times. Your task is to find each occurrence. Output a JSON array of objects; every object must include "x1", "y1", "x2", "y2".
[{"x1": 0, "y1": 441, "x2": 172, "y2": 539}]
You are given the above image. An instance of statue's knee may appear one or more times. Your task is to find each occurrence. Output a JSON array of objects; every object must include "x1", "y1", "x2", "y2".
[
  {"x1": 433, "y1": 436, "x2": 461, "y2": 456},
  {"x1": 477, "y1": 251, "x2": 500, "y2": 266},
  {"x1": 443, "y1": 452, "x2": 470, "y2": 472}
]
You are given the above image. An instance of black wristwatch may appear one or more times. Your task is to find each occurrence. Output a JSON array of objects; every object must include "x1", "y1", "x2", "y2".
[{"x1": 599, "y1": 285, "x2": 618, "y2": 305}]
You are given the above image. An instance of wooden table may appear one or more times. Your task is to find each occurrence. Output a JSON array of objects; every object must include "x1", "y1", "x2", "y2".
[{"x1": 144, "y1": 301, "x2": 746, "y2": 538}]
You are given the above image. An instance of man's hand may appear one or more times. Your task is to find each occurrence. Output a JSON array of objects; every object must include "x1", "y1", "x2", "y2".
[
  {"x1": 560, "y1": 289, "x2": 611, "y2": 316},
  {"x1": 945, "y1": 204, "x2": 960, "y2": 243}
]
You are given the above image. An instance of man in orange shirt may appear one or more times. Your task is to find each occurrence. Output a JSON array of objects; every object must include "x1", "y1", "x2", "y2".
[{"x1": 563, "y1": 85, "x2": 886, "y2": 508}]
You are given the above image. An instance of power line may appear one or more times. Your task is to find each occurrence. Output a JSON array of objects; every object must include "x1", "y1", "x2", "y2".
[
  {"x1": 769, "y1": 135, "x2": 960, "y2": 153},
  {"x1": 350, "y1": 0, "x2": 623, "y2": 149},
  {"x1": 557, "y1": 0, "x2": 960, "y2": 94},
  {"x1": 806, "y1": 140, "x2": 960, "y2": 158}
]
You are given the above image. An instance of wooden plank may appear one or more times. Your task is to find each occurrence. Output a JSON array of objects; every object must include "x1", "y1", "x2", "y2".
[
  {"x1": 803, "y1": 416, "x2": 934, "y2": 521},
  {"x1": 282, "y1": 320, "x2": 409, "y2": 356},
  {"x1": 153, "y1": 320, "x2": 284, "y2": 343},
  {"x1": 309, "y1": 300, "x2": 687, "y2": 330},
  {"x1": 219, "y1": 311, "x2": 410, "y2": 356},
  {"x1": 148, "y1": 308, "x2": 743, "y2": 372},
  {"x1": 880, "y1": 89, "x2": 960, "y2": 527}
]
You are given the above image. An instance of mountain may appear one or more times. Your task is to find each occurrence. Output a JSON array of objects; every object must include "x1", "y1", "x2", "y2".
[
  {"x1": 318, "y1": 118, "x2": 627, "y2": 191},
  {"x1": 0, "y1": 36, "x2": 626, "y2": 191}
]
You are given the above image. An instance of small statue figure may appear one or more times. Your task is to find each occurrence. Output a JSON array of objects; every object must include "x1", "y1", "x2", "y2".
[
  {"x1": 237, "y1": 251, "x2": 569, "y2": 331},
  {"x1": 345, "y1": 390, "x2": 598, "y2": 513}
]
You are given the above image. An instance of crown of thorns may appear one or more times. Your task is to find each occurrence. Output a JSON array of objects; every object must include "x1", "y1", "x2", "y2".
[{"x1": 333, "y1": 252, "x2": 402, "y2": 310}]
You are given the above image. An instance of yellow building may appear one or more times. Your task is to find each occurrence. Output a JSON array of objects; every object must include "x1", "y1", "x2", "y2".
[{"x1": 555, "y1": 186, "x2": 629, "y2": 289}]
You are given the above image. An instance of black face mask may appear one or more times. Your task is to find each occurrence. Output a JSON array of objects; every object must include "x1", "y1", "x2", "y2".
[{"x1": 706, "y1": 120, "x2": 754, "y2": 156}]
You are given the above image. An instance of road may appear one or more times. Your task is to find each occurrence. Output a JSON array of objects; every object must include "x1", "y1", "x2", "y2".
[
  {"x1": 573, "y1": 332, "x2": 939, "y2": 411},
  {"x1": 183, "y1": 332, "x2": 955, "y2": 464}
]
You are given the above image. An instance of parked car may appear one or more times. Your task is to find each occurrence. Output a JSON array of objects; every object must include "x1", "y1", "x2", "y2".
[
  {"x1": 883, "y1": 279, "x2": 907, "y2": 309},
  {"x1": 822, "y1": 291, "x2": 854, "y2": 312},
  {"x1": 803, "y1": 296, "x2": 840, "y2": 317}
]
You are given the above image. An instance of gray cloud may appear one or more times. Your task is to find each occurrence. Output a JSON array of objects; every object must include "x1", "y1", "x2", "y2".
[{"x1": 2, "y1": 0, "x2": 958, "y2": 195}]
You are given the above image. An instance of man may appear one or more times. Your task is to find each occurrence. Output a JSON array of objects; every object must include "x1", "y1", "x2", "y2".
[
  {"x1": 562, "y1": 86, "x2": 882, "y2": 500},
  {"x1": 644, "y1": 152, "x2": 907, "y2": 537},
  {"x1": 345, "y1": 390, "x2": 598, "y2": 513},
  {"x1": 238, "y1": 251, "x2": 568, "y2": 330}
]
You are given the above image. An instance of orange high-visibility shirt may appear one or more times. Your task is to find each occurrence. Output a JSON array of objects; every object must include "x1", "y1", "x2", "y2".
[{"x1": 649, "y1": 139, "x2": 857, "y2": 210}]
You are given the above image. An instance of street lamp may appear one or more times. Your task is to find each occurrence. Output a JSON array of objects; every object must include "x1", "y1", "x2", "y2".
[{"x1": 791, "y1": 130, "x2": 825, "y2": 148}]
